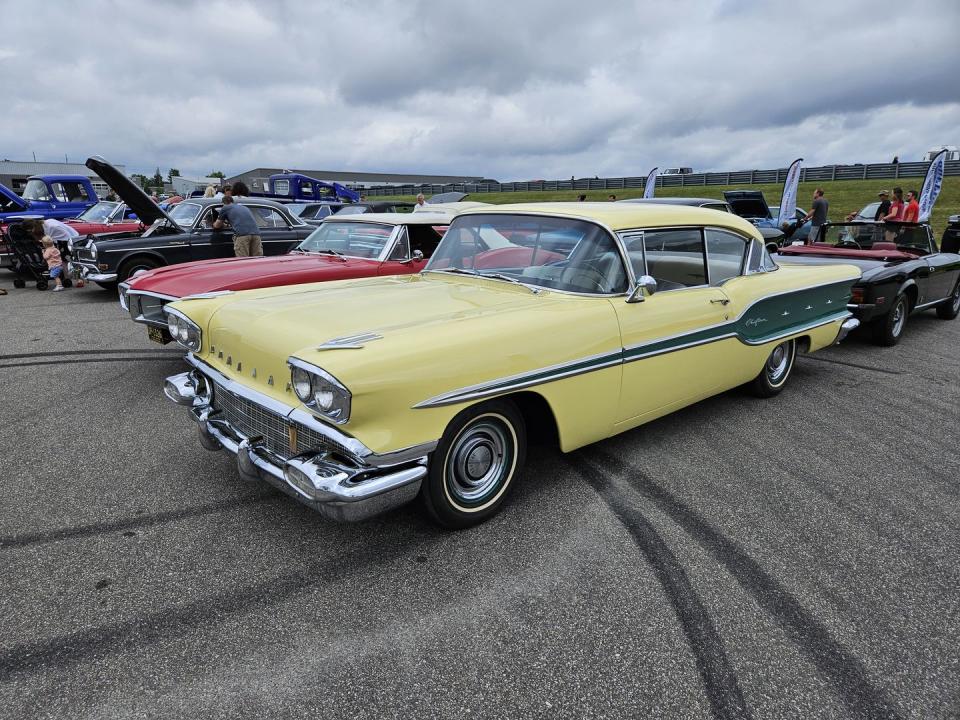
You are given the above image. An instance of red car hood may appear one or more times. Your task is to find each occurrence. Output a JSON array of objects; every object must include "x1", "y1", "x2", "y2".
[
  {"x1": 64, "y1": 220, "x2": 143, "y2": 235},
  {"x1": 126, "y1": 252, "x2": 385, "y2": 298}
]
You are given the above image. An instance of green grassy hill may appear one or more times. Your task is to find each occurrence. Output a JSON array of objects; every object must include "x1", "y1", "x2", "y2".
[{"x1": 373, "y1": 177, "x2": 960, "y2": 239}]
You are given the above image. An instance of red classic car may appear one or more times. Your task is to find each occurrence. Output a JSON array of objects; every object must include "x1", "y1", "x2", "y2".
[
  {"x1": 63, "y1": 200, "x2": 143, "y2": 235},
  {"x1": 120, "y1": 212, "x2": 454, "y2": 343}
]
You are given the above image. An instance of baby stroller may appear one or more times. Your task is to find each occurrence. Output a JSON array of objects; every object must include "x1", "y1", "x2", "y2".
[{"x1": 5, "y1": 221, "x2": 72, "y2": 291}]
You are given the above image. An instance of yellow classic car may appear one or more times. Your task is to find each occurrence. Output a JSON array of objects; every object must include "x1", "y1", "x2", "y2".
[{"x1": 163, "y1": 203, "x2": 860, "y2": 528}]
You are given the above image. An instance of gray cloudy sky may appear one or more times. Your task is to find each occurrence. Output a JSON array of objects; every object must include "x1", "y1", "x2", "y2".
[{"x1": 2, "y1": 0, "x2": 958, "y2": 180}]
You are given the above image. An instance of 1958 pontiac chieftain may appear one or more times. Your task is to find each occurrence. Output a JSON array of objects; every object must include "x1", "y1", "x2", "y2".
[{"x1": 163, "y1": 203, "x2": 860, "y2": 528}]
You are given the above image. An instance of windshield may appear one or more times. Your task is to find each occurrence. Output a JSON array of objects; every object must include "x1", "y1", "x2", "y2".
[
  {"x1": 334, "y1": 205, "x2": 368, "y2": 215},
  {"x1": 296, "y1": 222, "x2": 395, "y2": 258},
  {"x1": 76, "y1": 201, "x2": 120, "y2": 222},
  {"x1": 286, "y1": 202, "x2": 308, "y2": 216},
  {"x1": 168, "y1": 202, "x2": 201, "y2": 228},
  {"x1": 22, "y1": 179, "x2": 52, "y2": 201},
  {"x1": 858, "y1": 202, "x2": 880, "y2": 218},
  {"x1": 425, "y1": 214, "x2": 629, "y2": 295},
  {"x1": 819, "y1": 224, "x2": 932, "y2": 253}
]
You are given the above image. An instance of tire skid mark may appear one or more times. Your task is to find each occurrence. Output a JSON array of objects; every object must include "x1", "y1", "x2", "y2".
[
  {"x1": 0, "y1": 349, "x2": 183, "y2": 361},
  {"x1": 0, "y1": 356, "x2": 183, "y2": 369},
  {"x1": 799, "y1": 355, "x2": 902, "y2": 376},
  {"x1": 0, "y1": 493, "x2": 277, "y2": 550},
  {"x1": 585, "y1": 448, "x2": 905, "y2": 720},
  {"x1": 566, "y1": 455, "x2": 753, "y2": 720},
  {"x1": 0, "y1": 533, "x2": 433, "y2": 682}
]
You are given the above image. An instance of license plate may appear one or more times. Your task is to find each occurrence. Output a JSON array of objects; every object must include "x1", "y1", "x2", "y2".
[{"x1": 147, "y1": 326, "x2": 171, "y2": 344}]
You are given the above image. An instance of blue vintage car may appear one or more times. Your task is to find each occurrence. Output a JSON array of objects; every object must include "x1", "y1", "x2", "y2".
[{"x1": 0, "y1": 175, "x2": 99, "y2": 222}]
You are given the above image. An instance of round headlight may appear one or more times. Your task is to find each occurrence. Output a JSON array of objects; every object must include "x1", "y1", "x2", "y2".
[
  {"x1": 291, "y1": 366, "x2": 313, "y2": 402},
  {"x1": 313, "y1": 389, "x2": 335, "y2": 411},
  {"x1": 177, "y1": 323, "x2": 189, "y2": 343}
]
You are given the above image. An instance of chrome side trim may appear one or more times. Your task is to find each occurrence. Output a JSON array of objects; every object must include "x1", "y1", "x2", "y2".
[
  {"x1": 127, "y1": 289, "x2": 178, "y2": 302},
  {"x1": 914, "y1": 295, "x2": 953, "y2": 310}
]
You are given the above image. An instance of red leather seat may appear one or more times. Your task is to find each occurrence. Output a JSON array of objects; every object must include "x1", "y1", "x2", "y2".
[{"x1": 872, "y1": 241, "x2": 898, "y2": 251}]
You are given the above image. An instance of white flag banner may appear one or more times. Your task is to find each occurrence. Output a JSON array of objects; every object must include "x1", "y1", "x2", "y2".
[
  {"x1": 918, "y1": 149, "x2": 947, "y2": 222},
  {"x1": 643, "y1": 167, "x2": 658, "y2": 198},
  {"x1": 776, "y1": 158, "x2": 803, "y2": 230}
]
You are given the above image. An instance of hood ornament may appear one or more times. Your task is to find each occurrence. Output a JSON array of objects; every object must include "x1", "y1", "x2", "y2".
[{"x1": 317, "y1": 332, "x2": 383, "y2": 350}]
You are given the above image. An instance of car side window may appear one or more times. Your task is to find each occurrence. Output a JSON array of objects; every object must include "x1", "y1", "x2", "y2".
[
  {"x1": 388, "y1": 227, "x2": 410, "y2": 260},
  {"x1": 705, "y1": 229, "x2": 748, "y2": 285},
  {"x1": 408, "y1": 224, "x2": 445, "y2": 259},
  {"x1": 642, "y1": 229, "x2": 706, "y2": 290},
  {"x1": 249, "y1": 207, "x2": 289, "y2": 229}
]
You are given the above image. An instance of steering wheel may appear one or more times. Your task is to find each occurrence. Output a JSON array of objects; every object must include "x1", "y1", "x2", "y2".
[
  {"x1": 838, "y1": 238, "x2": 862, "y2": 249},
  {"x1": 562, "y1": 261, "x2": 608, "y2": 293}
]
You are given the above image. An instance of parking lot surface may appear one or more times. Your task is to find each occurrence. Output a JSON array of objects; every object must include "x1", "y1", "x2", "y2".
[{"x1": 1, "y1": 279, "x2": 957, "y2": 719}]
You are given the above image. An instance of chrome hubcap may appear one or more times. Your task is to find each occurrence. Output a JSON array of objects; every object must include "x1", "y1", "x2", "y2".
[
  {"x1": 765, "y1": 341, "x2": 791, "y2": 383},
  {"x1": 952, "y1": 285, "x2": 960, "y2": 312},
  {"x1": 892, "y1": 300, "x2": 906, "y2": 336},
  {"x1": 447, "y1": 419, "x2": 510, "y2": 504}
]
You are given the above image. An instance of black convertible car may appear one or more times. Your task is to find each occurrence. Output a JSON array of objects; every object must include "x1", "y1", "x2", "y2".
[
  {"x1": 776, "y1": 222, "x2": 960, "y2": 345},
  {"x1": 71, "y1": 157, "x2": 314, "y2": 289}
]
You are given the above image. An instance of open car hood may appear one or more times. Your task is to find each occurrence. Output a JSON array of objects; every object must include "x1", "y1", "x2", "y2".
[
  {"x1": 428, "y1": 191, "x2": 468, "y2": 204},
  {"x1": 724, "y1": 190, "x2": 771, "y2": 220},
  {"x1": 0, "y1": 182, "x2": 28, "y2": 213},
  {"x1": 85, "y1": 156, "x2": 174, "y2": 227}
]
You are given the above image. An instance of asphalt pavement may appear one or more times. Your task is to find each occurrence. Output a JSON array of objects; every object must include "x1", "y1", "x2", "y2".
[{"x1": 0, "y1": 276, "x2": 957, "y2": 720}]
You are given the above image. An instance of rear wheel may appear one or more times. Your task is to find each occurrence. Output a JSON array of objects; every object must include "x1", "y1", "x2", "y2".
[
  {"x1": 872, "y1": 293, "x2": 909, "y2": 346},
  {"x1": 422, "y1": 399, "x2": 526, "y2": 529},
  {"x1": 749, "y1": 339, "x2": 796, "y2": 397},
  {"x1": 935, "y1": 280, "x2": 960, "y2": 320}
]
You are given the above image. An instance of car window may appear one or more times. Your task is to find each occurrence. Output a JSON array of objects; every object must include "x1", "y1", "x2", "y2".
[
  {"x1": 641, "y1": 229, "x2": 706, "y2": 290},
  {"x1": 407, "y1": 224, "x2": 446, "y2": 259},
  {"x1": 170, "y1": 202, "x2": 202, "y2": 228},
  {"x1": 705, "y1": 229, "x2": 748, "y2": 285},
  {"x1": 427, "y1": 214, "x2": 628, "y2": 295},
  {"x1": 895, "y1": 225, "x2": 932, "y2": 253},
  {"x1": 298, "y1": 222, "x2": 395, "y2": 259},
  {"x1": 249, "y1": 206, "x2": 289, "y2": 229},
  {"x1": 387, "y1": 227, "x2": 410, "y2": 260}
]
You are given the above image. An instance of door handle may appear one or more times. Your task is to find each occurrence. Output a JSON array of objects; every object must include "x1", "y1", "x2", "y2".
[{"x1": 710, "y1": 298, "x2": 730, "y2": 305}]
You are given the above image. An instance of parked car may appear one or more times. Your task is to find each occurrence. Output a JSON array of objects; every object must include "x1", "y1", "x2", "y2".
[
  {"x1": 0, "y1": 175, "x2": 99, "y2": 222},
  {"x1": 661, "y1": 167, "x2": 694, "y2": 175},
  {"x1": 335, "y1": 201, "x2": 417, "y2": 215},
  {"x1": 724, "y1": 191, "x2": 811, "y2": 243},
  {"x1": 776, "y1": 222, "x2": 960, "y2": 345},
  {"x1": 70, "y1": 157, "x2": 314, "y2": 289},
  {"x1": 120, "y1": 212, "x2": 452, "y2": 343},
  {"x1": 943, "y1": 214, "x2": 960, "y2": 254},
  {"x1": 162, "y1": 202, "x2": 860, "y2": 528},
  {"x1": 62, "y1": 200, "x2": 143, "y2": 235},
  {"x1": 849, "y1": 201, "x2": 882, "y2": 223},
  {"x1": 286, "y1": 202, "x2": 344, "y2": 224}
]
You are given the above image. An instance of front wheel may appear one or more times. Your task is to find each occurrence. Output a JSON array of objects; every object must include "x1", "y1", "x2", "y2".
[
  {"x1": 872, "y1": 293, "x2": 909, "y2": 346},
  {"x1": 422, "y1": 399, "x2": 526, "y2": 529},
  {"x1": 935, "y1": 281, "x2": 960, "y2": 320},
  {"x1": 748, "y1": 339, "x2": 796, "y2": 397}
]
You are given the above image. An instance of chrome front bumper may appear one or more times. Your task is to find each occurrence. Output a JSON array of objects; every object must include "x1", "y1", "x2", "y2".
[
  {"x1": 70, "y1": 261, "x2": 117, "y2": 283},
  {"x1": 164, "y1": 359, "x2": 431, "y2": 522},
  {"x1": 834, "y1": 317, "x2": 860, "y2": 344}
]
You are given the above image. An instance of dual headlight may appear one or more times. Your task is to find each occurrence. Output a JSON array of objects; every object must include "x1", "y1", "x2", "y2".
[
  {"x1": 89, "y1": 242, "x2": 98, "y2": 259},
  {"x1": 289, "y1": 358, "x2": 351, "y2": 424},
  {"x1": 164, "y1": 307, "x2": 202, "y2": 352}
]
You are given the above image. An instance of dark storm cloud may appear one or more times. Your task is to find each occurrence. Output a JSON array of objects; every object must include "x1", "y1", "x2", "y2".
[{"x1": 0, "y1": 0, "x2": 957, "y2": 179}]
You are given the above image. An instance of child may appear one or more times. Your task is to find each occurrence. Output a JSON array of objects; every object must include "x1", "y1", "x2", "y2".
[{"x1": 41, "y1": 236, "x2": 66, "y2": 292}]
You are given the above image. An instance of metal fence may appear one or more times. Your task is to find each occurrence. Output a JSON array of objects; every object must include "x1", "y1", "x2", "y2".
[{"x1": 362, "y1": 160, "x2": 960, "y2": 197}]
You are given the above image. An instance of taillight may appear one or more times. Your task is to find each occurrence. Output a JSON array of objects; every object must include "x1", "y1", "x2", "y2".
[{"x1": 850, "y1": 287, "x2": 865, "y2": 304}]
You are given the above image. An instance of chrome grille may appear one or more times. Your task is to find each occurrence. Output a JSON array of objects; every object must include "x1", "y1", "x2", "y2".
[{"x1": 210, "y1": 379, "x2": 351, "y2": 460}]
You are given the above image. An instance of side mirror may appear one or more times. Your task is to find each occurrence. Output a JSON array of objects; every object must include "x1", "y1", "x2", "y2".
[
  {"x1": 400, "y1": 250, "x2": 424, "y2": 265},
  {"x1": 626, "y1": 275, "x2": 657, "y2": 303}
]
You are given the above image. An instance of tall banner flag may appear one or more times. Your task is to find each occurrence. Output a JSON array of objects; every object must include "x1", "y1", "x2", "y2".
[
  {"x1": 776, "y1": 158, "x2": 803, "y2": 230},
  {"x1": 643, "y1": 167, "x2": 658, "y2": 198},
  {"x1": 918, "y1": 149, "x2": 947, "y2": 222}
]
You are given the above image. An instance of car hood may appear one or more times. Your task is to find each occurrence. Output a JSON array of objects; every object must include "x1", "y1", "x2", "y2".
[
  {"x1": 128, "y1": 253, "x2": 382, "y2": 297},
  {"x1": 85, "y1": 156, "x2": 172, "y2": 227},
  {"x1": 724, "y1": 190, "x2": 771, "y2": 220},
  {"x1": 178, "y1": 273, "x2": 616, "y2": 413},
  {"x1": 0, "y1": 182, "x2": 28, "y2": 213}
]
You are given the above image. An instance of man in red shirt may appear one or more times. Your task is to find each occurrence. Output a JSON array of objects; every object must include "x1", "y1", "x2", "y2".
[{"x1": 902, "y1": 190, "x2": 920, "y2": 223}]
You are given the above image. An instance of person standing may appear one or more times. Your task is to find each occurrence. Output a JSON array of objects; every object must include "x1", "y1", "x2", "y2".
[
  {"x1": 902, "y1": 190, "x2": 920, "y2": 223},
  {"x1": 41, "y1": 237, "x2": 66, "y2": 291},
  {"x1": 802, "y1": 188, "x2": 829, "y2": 243},
  {"x1": 213, "y1": 196, "x2": 262, "y2": 257},
  {"x1": 882, "y1": 188, "x2": 904, "y2": 222},
  {"x1": 874, "y1": 190, "x2": 891, "y2": 220}
]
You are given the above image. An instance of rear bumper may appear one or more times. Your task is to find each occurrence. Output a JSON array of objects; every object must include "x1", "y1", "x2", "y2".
[
  {"x1": 834, "y1": 317, "x2": 860, "y2": 344},
  {"x1": 164, "y1": 358, "x2": 432, "y2": 522}
]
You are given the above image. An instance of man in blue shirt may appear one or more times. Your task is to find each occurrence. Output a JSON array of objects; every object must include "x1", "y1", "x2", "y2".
[{"x1": 213, "y1": 196, "x2": 262, "y2": 256}]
